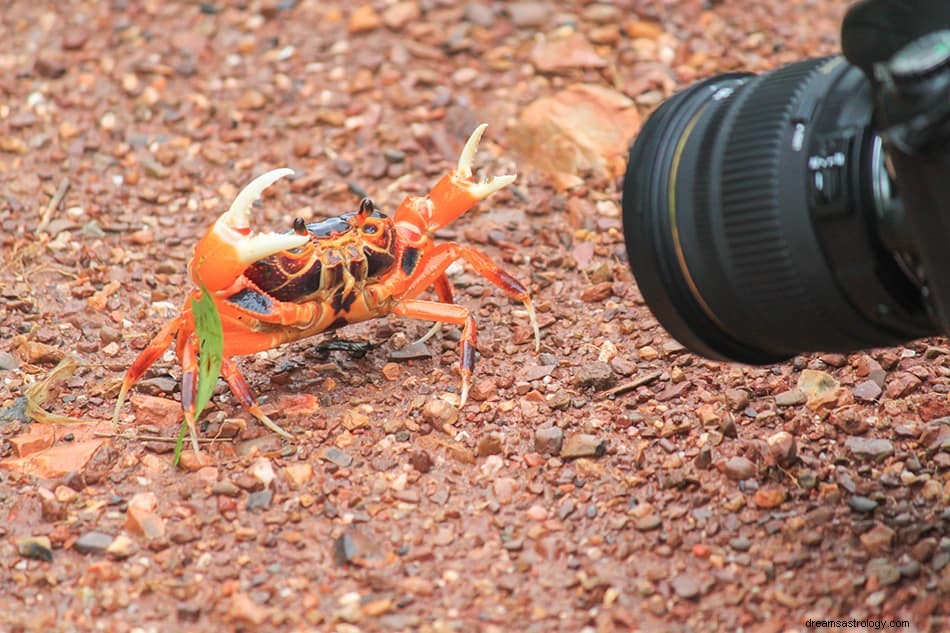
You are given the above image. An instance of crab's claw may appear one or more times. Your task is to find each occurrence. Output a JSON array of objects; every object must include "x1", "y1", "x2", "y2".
[
  {"x1": 422, "y1": 124, "x2": 517, "y2": 233},
  {"x1": 189, "y1": 169, "x2": 311, "y2": 291}
]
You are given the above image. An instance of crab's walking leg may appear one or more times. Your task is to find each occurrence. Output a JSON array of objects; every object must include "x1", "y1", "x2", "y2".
[
  {"x1": 393, "y1": 300, "x2": 477, "y2": 406},
  {"x1": 178, "y1": 334, "x2": 202, "y2": 454},
  {"x1": 402, "y1": 243, "x2": 540, "y2": 351},
  {"x1": 113, "y1": 315, "x2": 184, "y2": 425},
  {"x1": 411, "y1": 274, "x2": 455, "y2": 347},
  {"x1": 220, "y1": 357, "x2": 293, "y2": 439}
]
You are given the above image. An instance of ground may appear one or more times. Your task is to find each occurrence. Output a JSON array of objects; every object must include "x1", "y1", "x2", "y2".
[{"x1": 1, "y1": 1, "x2": 948, "y2": 632}]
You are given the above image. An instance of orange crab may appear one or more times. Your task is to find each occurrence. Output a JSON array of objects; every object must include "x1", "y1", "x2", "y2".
[{"x1": 113, "y1": 124, "x2": 539, "y2": 439}]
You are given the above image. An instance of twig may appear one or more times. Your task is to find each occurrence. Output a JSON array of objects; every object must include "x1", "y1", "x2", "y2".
[
  {"x1": 93, "y1": 431, "x2": 232, "y2": 444},
  {"x1": 597, "y1": 371, "x2": 663, "y2": 399},
  {"x1": 37, "y1": 177, "x2": 71, "y2": 233}
]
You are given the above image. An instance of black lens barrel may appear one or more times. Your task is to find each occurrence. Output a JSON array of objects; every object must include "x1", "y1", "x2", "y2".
[{"x1": 623, "y1": 57, "x2": 933, "y2": 363}]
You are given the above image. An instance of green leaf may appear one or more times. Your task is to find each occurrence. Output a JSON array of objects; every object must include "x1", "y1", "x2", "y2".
[
  {"x1": 190, "y1": 284, "x2": 224, "y2": 422},
  {"x1": 174, "y1": 284, "x2": 224, "y2": 467}
]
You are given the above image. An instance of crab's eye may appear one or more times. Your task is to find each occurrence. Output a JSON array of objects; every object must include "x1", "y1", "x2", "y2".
[
  {"x1": 362, "y1": 224, "x2": 378, "y2": 235},
  {"x1": 293, "y1": 217, "x2": 307, "y2": 235}
]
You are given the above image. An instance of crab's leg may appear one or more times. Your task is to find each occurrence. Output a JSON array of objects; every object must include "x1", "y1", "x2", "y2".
[
  {"x1": 113, "y1": 315, "x2": 184, "y2": 425},
  {"x1": 220, "y1": 357, "x2": 293, "y2": 439},
  {"x1": 394, "y1": 124, "x2": 516, "y2": 234},
  {"x1": 400, "y1": 242, "x2": 540, "y2": 351},
  {"x1": 393, "y1": 299, "x2": 477, "y2": 406},
  {"x1": 178, "y1": 334, "x2": 202, "y2": 454},
  {"x1": 411, "y1": 274, "x2": 455, "y2": 347}
]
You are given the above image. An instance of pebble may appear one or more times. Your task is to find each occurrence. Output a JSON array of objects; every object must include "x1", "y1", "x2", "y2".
[
  {"x1": 797, "y1": 369, "x2": 839, "y2": 402},
  {"x1": 773, "y1": 389, "x2": 806, "y2": 406},
  {"x1": 212, "y1": 480, "x2": 242, "y2": 497},
  {"x1": 721, "y1": 456, "x2": 756, "y2": 481},
  {"x1": 382, "y1": 1, "x2": 420, "y2": 30},
  {"x1": 753, "y1": 488, "x2": 786, "y2": 509},
  {"x1": 845, "y1": 437, "x2": 894, "y2": 461},
  {"x1": 561, "y1": 434, "x2": 606, "y2": 459},
  {"x1": 729, "y1": 537, "x2": 751, "y2": 552},
  {"x1": 246, "y1": 489, "x2": 274, "y2": 512},
  {"x1": 75, "y1": 531, "x2": 115, "y2": 555},
  {"x1": 422, "y1": 398, "x2": 459, "y2": 430},
  {"x1": 249, "y1": 458, "x2": 276, "y2": 488},
  {"x1": 348, "y1": 5, "x2": 382, "y2": 33},
  {"x1": 724, "y1": 389, "x2": 750, "y2": 411},
  {"x1": 507, "y1": 2, "x2": 549, "y2": 27},
  {"x1": 670, "y1": 574, "x2": 701, "y2": 600},
  {"x1": 853, "y1": 379, "x2": 882, "y2": 401},
  {"x1": 534, "y1": 426, "x2": 564, "y2": 455},
  {"x1": 464, "y1": 2, "x2": 495, "y2": 27},
  {"x1": 866, "y1": 558, "x2": 901, "y2": 586},
  {"x1": 860, "y1": 524, "x2": 895, "y2": 553},
  {"x1": 573, "y1": 361, "x2": 615, "y2": 390},
  {"x1": 476, "y1": 434, "x2": 503, "y2": 457},
  {"x1": 766, "y1": 431, "x2": 797, "y2": 467},
  {"x1": 848, "y1": 495, "x2": 879, "y2": 513},
  {"x1": 409, "y1": 450, "x2": 433, "y2": 473},
  {"x1": 634, "y1": 515, "x2": 661, "y2": 531},
  {"x1": 18, "y1": 536, "x2": 53, "y2": 562},
  {"x1": 283, "y1": 463, "x2": 313, "y2": 487},
  {"x1": 0, "y1": 351, "x2": 19, "y2": 371},
  {"x1": 106, "y1": 534, "x2": 138, "y2": 559},
  {"x1": 333, "y1": 527, "x2": 388, "y2": 568},
  {"x1": 319, "y1": 446, "x2": 353, "y2": 468}
]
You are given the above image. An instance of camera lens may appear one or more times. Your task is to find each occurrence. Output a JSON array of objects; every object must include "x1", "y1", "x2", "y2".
[{"x1": 622, "y1": 57, "x2": 934, "y2": 363}]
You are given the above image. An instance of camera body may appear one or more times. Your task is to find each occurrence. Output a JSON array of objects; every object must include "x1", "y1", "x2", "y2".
[{"x1": 622, "y1": 0, "x2": 950, "y2": 362}]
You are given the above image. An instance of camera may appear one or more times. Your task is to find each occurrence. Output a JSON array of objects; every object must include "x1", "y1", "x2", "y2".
[{"x1": 621, "y1": 0, "x2": 950, "y2": 363}]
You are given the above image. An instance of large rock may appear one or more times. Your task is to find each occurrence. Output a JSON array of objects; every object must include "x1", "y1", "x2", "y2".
[{"x1": 509, "y1": 84, "x2": 641, "y2": 190}]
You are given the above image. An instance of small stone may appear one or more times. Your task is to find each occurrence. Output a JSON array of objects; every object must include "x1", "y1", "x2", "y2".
[
  {"x1": 283, "y1": 463, "x2": 313, "y2": 487},
  {"x1": 853, "y1": 379, "x2": 883, "y2": 401},
  {"x1": 348, "y1": 4, "x2": 381, "y2": 33},
  {"x1": 526, "y1": 505, "x2": 548, "y2": 521},
  {"x1": 797, "y1": 369, "x2": 839, "y2": 403},
  {"x1": 381, "y1": 1, "x2": 420, "y2": 29},
  {"x1": 845, "y1": 437, "x2": 894, "y2": 461},
  {"x1": 724, "y1": 389, "x2": 750, "y2": 411},
  {"x1": 126, "y1": 507, "x2": 165, "y2": 540},
  {"x1": 75, "y1": 531, "x2": 115, "y2": 555},
  {"x1": 774, "y1": 389, "x2": 806, "y2": 406},
  {"x1": 766, "y1": 431, "x2": 797, "y2": 467},
  {"x1": 493, "y1": 477, "x2": 516, "y2": 504},
  {"x1": 34, "y1": 56, "x2": 67, "y2": 78},
  {"x1": 573, "y1": 361, "x2": 615, "y2": 390},
  {"x1": 422, "y1": 398, "x2": 459, "y2": 430},
  {"x1": 634, "y1": 515, "x2": 661, "y2": 531},
  {"x1": 476, "y1": 434, "x2": 503, "y2": 457},
  {"x1": 729, "y1": 537, "x2": 751, "y2": 552},
  {"x1": 249, "y1": 458, "x2": 276, "y2": 487},
  {"x1": 860, "y1": 524, "x2": 895, "y2": 554},
  {"x1": 409, "y1": 450, "x2": 433, "y2": 473},
  {"x1": 18, "y1": 536, "x2": 53, "y2": 562},
  {"x1": 237, "y1": 90, "x2": 267, "y2": 110},
  {"x1": 469, "y1": 378, "x2": 497, "y2": 401},
  {"x1": 212, "y1": 480, "x2": 242, "y2": 497},
  {"x1": 246, "y1": 489, "x2": 274, "y2": 512},
  {"x1": 130, "y1": 394, "x2": 183, "y2": 428},
  {"x1": 230, "y1": 593, "x2": 268, "y2": 627},
  {"x1": 670, "y1": 574, "x2": 701, "y2": 600},
  {"x1": 720, "y1": 456, "x2": 756, "y2": 481},
  {"x1": 319, "y1": 447, "x2": 353, "y2": 468},
  {"x1": 464, "y1": 2, "x2": 494, "y2": 27},
  {"x1": 534, "y1": 426, "x2": 564, "y2": 455},
  {"x1": 753, "y1": 487, "x2": 786, "y2": 509},
  {"x1": 848, "y1": 495, "x2": 879, "y2": 513},
  {"x1": 507, "y1": 2, "x2": 549, "y2": 27},
  {"x1": 106, "y1": 534, "x2": 138, "y2": 559},
  {"x1": 0, "y1": 350, "x2": 19, "y2": 370},
  {"x1": 866, "y1": 558, "x2": 901, "y2": 586},
  {"x1": 580, "y1": 281, "x2": 613, "y2": 302},
  {"x1": 561, "y1": 434, "x2": 606, "y2": 459},
  {"x1": 333, "y1": 527, "x2": 389, "y2": 568}
]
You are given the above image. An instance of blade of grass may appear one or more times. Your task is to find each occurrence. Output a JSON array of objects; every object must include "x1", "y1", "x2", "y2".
[{"x1": 173, "y1": 284, "x2": 224, "y2": 467}]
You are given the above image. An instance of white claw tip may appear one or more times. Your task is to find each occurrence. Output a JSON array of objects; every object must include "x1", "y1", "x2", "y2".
[
  {"x1": 458, "y1": 123, "x2": 488, "y2": 178},
  {"x1": 468, "y1": 173, "x2": 516, "y2": 200},
  {"x1": 224, "y1": 168, "x2": 295, "y2": 229}
]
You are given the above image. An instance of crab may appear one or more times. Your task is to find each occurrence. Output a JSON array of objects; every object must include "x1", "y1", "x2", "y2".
[{"x1": 113, "y1": 124, "x2": 539, "y2": 440}]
